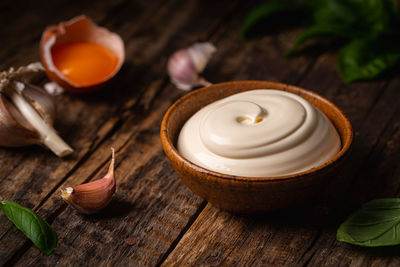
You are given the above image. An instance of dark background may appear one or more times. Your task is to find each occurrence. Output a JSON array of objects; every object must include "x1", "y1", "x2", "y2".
[{"x1": 0, "y1": 0, "x2": 399, "y2": 266}]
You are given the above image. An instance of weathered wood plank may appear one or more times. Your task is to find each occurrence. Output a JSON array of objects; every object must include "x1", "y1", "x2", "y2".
[
  {"x1": 301, "y1": 79, "x2": 400, "y2": 267},
  {"x1": 8, "y1": 0, "x2": 318, "y2": 264},
  {"x1": 1, "y1": 0, "x2": 242, "y2": 265},
  {"x1": 163, "y1": 15, "x2": 400, "y2": 267},
  {"x1": 164, "y1": 81, "x2": 397, "y2": 267},
  {"x1": 0, "y1": 0, "x2": 167, "y2": 262},
  {"x1": 2, "y1": 0, "x2": 399, "y2": 266},
  {"x1": 14, "y1": 2, "x2": 324, "y2": 264},
  {"x1": 15, "y1": 87, "x2": 207, "y2": 266},
  {"x1": 0, "y1": 0, "x2": 178, "y2": 262},
  {"x1": 164, "y1": 204, "x2": 325, "y2": 266}
]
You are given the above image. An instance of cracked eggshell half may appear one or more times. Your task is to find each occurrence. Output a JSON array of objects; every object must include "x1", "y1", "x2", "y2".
[{"x1": 40, "y1": 15, "x2": 125, "y2": 93}]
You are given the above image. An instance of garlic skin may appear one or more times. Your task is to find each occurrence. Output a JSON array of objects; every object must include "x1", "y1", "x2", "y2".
[
  {"x1": 0, "y1": 64, "x2": 73, "y2": 157},
  {"x1": 61, "y1": 148, "x2": 116, "y2": 214},
  {"x1": 0, "y1": 82, "x2": 55, "y2": 147},
  {"x1": 44, "y1": 82, "x2": 65, "y2": 96},
  {"x1": 167, "y1": 42, "x2": 216, "y2": 90},
  {"x1": 0, "y1": 96, "x2": 39, "y2": 147}
]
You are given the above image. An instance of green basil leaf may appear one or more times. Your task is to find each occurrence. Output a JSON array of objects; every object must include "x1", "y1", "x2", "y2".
[
  {"x1": 242, "y1": 0, "x2": 400, "y2": 83},
  {"x1": 0, "y1": 201, "x2": 57, "y2": 255},
  {"x1": 309, "y1": 0, "x2": 397, "y2": 35},
  {"x1": 309, "y1": 0, "x2": 359, "y2": 26},
  {"x1": 337, "y1": 198, "x2": 400, "y2": 247},
  {"x1": 343, "y1": 0, "x2": 398, "y2": 33},
  {"x1": 241, "y1": 1, "x2": 303, "y2": 39},
  {"x1": 287, "y1": 24, "x2": 351, "y2": 56},
  {"x1": 338, "y1": 35, "x2": 400, "y2": 83},
  {"x1": 286, "y1": 0, "x2": 373, "y2": 57}
]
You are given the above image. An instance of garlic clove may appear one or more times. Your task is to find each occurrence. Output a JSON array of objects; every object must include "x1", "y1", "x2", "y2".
[
  {"x1": 0, "y1": 96, "x2": 39, "y2": 147},
  {"x1": 167, "y1": 42, "x2": 216, "y2": 91},
  {"x1": 0, "y1": 65, "x2": 73, "y2": 156},
  {"x1": 61, "y1": 148, "x2": 116, "y2": 214},
  {"x1": 23, "y1": 83, "x2": 56, "y2": 124},
  {"x1": 187, "y1": 42, "x2": 217, "y2": 73},
  {"x1": 7, "y1": 83, "x2": 73, "y2": 157},
  {"x1": 168, "y1": 50, "x2": 200, "y2": 90}
]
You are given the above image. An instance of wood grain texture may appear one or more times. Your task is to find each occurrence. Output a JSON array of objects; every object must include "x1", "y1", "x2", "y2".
[
  {"x1": 0, "y1": 0, "x2": 399, "y2": 266},
  {"x1": 0, "y1": 0, "x2": 169, "y2": 262},
  {"x1": 16, "y1": 88, "x2": 206, "y2": 266},
  {"x1": 163, "y1": 6, "x2": 400, "y2": 267},
  {"x1": 0, "y1": 0, "x2": 240, "y2": 265}
]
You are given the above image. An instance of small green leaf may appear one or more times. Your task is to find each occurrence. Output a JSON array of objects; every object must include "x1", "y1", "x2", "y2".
[
  {"x1": 310, "y1": 0, "x2": 359, "y2": 26},
  {"x1": 309, "y1": 0, "x2": 398, "y2": 35},
  {"x1": 344, "y1": 0, "x2": 398, "y2": 34},
  {"x1": 287, "y1": 24, "x2": 351, "y2": 56},
  {"x1": 338, "y1": 36, "x2": 400, "y2": 83},
  {"x1": 0, "y1": 201, "x2": 57, "y2": 255},
  {"x1": 337, "y1": 198, "x2": 400, "y2": 247},
  {"x1": 242, "y1": 0, "x2": 400, "y2": 83},
  {"x1": 286, "y1": 0, "x2": 373, "y2": 57},
  {"x1": 241, "y1": 1, "x2": 302, "y2": 39}
]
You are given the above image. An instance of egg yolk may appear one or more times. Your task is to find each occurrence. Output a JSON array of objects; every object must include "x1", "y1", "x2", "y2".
[{"x1": 51, "y1": 42, "x2": 118, "y2": 87}]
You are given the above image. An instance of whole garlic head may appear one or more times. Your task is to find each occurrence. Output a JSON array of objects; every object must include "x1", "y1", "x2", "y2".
[{"x1": 0, "y1": 63, "x2": 73, "y2": 157}]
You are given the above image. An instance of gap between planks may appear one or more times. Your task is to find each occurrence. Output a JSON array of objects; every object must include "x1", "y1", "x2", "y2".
[
  {"x1": 2, "y1": 77, "x2": 169, "y2": 266},
  {"x1": 296, "y1": 79, "x2": 394, "y2": 266},
  {"x1": 3, "y1": 0, "x2": 242, "y2": 264}
]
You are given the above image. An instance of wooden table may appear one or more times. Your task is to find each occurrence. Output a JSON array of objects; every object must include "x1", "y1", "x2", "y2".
[{"x1": 1, "y1": 0, "x2": 399, "y2": 266}]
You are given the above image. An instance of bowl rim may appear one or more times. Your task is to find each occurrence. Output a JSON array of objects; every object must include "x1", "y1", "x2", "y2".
[{"x1": 160, "y1": 81, "x2": 353, "y2": 183}]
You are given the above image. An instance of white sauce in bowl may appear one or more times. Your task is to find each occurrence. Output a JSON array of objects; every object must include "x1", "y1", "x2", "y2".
[{"x1": 177, "y1": 89, "x2": 341, "y2": 177}]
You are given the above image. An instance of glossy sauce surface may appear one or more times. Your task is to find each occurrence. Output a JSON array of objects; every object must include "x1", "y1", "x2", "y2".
[
  {"x1": 51, "y1": 42, "x2": 118, "y2": 86},
  {"x1": 177, "y1": 89, "x2": 341, "y2": 177}
]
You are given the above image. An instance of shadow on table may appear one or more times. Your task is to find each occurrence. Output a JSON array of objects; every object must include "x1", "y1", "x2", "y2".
[
  {"x1": 226, "y1": 133, "x2": 398, "y2": 227},
  {"x1": 67, "y1": 60, "x2": 155, "y2": 103},
  {"x1": 86, "y1": 195, "x2": 136, "y2": 219},
  {"x1": 352, "y1": 244, "x2": 400, "y2": 258}
]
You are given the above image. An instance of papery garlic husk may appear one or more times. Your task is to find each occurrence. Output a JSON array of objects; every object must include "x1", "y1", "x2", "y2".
[
  {"x1": 0, "y1": 84, "x2": 53, "y2": 147},
  {"x1": 167, "y1": 42, "x2": 216, "y2": 90},
  {"x1": 0, "y1": 64, "x2": 73, "y2": 157},
  {"x1": 61, "y1": 148, "x2": 116, "y2": 214},
  {"x1": 44, "y1": 82, "x2": 64, "y2": 96}
]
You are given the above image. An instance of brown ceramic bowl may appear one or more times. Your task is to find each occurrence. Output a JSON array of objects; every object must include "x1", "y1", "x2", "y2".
[{"x1": 160, "y1": 81, "x2": 353, "y2": 213}]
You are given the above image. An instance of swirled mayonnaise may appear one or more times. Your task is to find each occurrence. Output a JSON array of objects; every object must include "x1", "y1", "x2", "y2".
[{"x1": 177, "y1": 89, "x2": 341, "y2": 177}]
